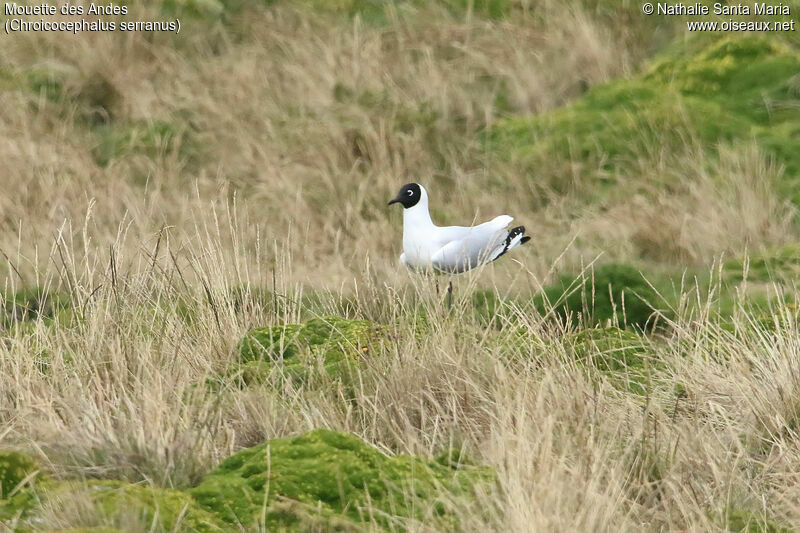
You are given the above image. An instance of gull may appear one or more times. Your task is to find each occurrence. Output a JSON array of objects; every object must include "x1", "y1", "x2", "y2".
[{"x1": 388, "y1": 183, "x2": 530, "y2": 301}]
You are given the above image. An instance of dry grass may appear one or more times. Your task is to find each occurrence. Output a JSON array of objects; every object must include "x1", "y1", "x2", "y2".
[
  {"x1": 2, "y1": 225, "x2": 799, "y2": 530},
  {"x1": 0, "y1": 1, "x2": 673, "y2": 286},
  {"x1": 1, "y1": 1, "x2": 799, "y2": 531}
]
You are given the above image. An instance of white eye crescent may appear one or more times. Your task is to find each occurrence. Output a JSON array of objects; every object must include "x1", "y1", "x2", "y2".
[{"x1": 407, "y1": 190, "x2": 413, "y2": 196}]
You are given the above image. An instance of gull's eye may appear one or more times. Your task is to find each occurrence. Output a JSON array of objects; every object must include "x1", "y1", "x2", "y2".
[{"x1": 407, "y1": 190, "x2": 413, "y2": 196}]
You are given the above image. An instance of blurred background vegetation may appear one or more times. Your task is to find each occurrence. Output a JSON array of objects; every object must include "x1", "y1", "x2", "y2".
[
  {"x1": 1, "y1": 1, "x2": 800, "y2": 531},
  {"x1": 0, "y1": 0, "x2": 795, "y2": 284}
]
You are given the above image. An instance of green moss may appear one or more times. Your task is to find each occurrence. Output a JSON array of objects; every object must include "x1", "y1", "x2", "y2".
[
  {"x1": 534, "y1": 263, "x2": 666, "y2": 330},
  {"x1": 0, "y1": 458, "x2": 224, "y2": 531},
  {"x1": 569, "y1": 327, "x2": 646, "y2": 372},
  {"x1": 723, "y1": 245, "x2": 800, "y2": 283},
  {"x1": 488, "y1": 35, "x2": 800, "y2": 203},
  {"x1": 0, "y1": 487, "x2": 36, "y2": 523},
  {"x1": 0, "y1": 452, "x2": 37, "y2": 500},
  {"x1": 85, "y1": 481, "x2": 225, "y2": 532},
  {"x1": 31, "y1": 480, "x2": 225, "y2": 532},
  {"x1": 646, "y1": 37, "x2": 799, "y2": 118},
  {"x1": 726, "y1": 508, "x2": 791, "y2": 532},
  {"x1": 238, "y1": 316, "x2": 389, "y2": 380},
  {"x1": 720, "y1": 302, "x2": 800, "y2": 338},
  {"x1": 567, "y1": 327, "x2": 651, "y2": 394},
  {"x1": 217, "y1": 360, "x2": 279, "y2": 388},
  {"x1": 190, "y1": 428, "x2": 493, "y2": 529},
  {"x1": 0, "y1": 451, "x2": 39, "y2": 522}
]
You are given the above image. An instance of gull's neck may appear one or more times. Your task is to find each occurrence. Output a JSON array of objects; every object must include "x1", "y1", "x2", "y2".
[{"x1": 403, "y1": 200, "x2": 434, "y2": 231}]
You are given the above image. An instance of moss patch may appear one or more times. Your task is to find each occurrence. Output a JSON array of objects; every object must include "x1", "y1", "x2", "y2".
[
  {"x1": 720, "y1": 302, "x2": 800, "y2": 338},
  {"x1": 0, "y1": 453, "x2": 225, "y2": 531},
  {"x1": 0, "y1": 451, "x2": 39, "y2": 522},
  {"x1": 533, "y1": 263, "x2": 667, "y2": 330},
  {"x1": 726, "y1": 508, "x2": 791, "y2": 532},
  {"x1": 567, "y1": 327, "x2": 651, "y2": 394},
  {"x1": 237, "y1": 316, "x2": 390, "y2": 381},
  {"x1": 47, "y1": 480, "x2": 226, "y2": 532},
  {"x1": 0, "y1": 452, "x2": 37, "y2": 499},
  {"x1": 190, "y1": 428, "x2": 492, "y2": 530},
  {"x1": 723, "y1": 245, "x2": 800, "y2": 284},
  {"x1": 488, "y1": 35, "x2": 800, "y2": 203},
  {"x1": 569, "y1": 327, "x2": 647, "y2": 372}
]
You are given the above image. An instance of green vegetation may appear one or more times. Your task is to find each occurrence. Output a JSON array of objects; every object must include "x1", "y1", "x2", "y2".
[
  {"x1": 91, "y1": 120, "x2": 188, "y2": 168},
  {"x1": 726, "y1": 508, "x2": 792, "y2": 533},
  {"x1": 723, "y1": 244, "x2": 800, "y2": 283},
  {"x1": 190, "y1": 428, "x2": 492, "y2": 529},
  {"x1": 0, "y1": 452, "x2": 39, "y2": 522},
  {"x1": 0, "y1": 464, "x2": 225, "y2": 530},
  {"x1": 0, "y1": 451, "x2": 37, "y2": 499},
  {"x1": 3, "y1": 0, "x2": 800, "y2": 529},
  {"x1": 534, "y1": 263, "x2": 666, "y2": 330},
  {"x1": 1, "y1": 288, "x2": 71, "y2": 328},
  {"x1": 25, "y1": 65, "x2": 121, "y2": 125},
  {"x1": 48, "y1": 481, "x2": 227, "y2": 532},
  {"x1": 488, "y1": 36, "x2": 800, "y2": 203},
  {"x1": 567, "y1": 327, "x2": 651, "y2": 394},
  {"x1": 238, "y1": 316, "x2": 390, "y2": 380},
  {"x1": 472, "y1": 289, "x2": 512, "y2": 326},
  {"x1": 2, "y1": 431, "x2": 491, "y2": 531}
]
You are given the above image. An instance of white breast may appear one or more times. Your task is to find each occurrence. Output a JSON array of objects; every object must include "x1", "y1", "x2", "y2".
[{"x1": 402, "y1": 231, "x2": 439, "y2": 270}]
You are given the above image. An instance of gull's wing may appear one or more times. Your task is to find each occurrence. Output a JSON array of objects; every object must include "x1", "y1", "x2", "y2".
[{"x1": 431, "y1": 216, "x2": 513, "y2": 273}]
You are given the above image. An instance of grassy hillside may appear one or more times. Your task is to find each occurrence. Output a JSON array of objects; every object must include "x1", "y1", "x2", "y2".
[{"x1": 1, "y1": 1, "x2": 800, "y2": 531}]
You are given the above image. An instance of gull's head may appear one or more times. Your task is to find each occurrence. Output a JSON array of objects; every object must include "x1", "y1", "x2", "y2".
[{"x1": 388, "y1": 183, "x2": 426, "y2": 209}]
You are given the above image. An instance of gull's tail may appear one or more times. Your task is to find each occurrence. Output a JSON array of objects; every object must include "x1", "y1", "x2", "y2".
[{"x1": 490, "y1": 225, "x2": 530, "y2": 262}]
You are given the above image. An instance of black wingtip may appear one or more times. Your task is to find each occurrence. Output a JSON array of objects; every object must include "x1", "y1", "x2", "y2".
[
  {"x1": 490, "y1": 226, "x2": 529, "y2": 263},
  {"x1": 508, "y1": 225, "x2": 525, "y2": 238}
]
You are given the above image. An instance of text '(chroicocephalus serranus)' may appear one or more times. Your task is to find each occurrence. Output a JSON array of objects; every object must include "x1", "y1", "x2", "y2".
[{"x1": 388, "y1": 183, "x2": 530, "y2": 275}]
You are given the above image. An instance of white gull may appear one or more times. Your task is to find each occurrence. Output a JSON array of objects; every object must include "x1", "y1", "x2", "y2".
[{"x1": 388, "y1": 183, "x2": 529, "y2": 274}]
